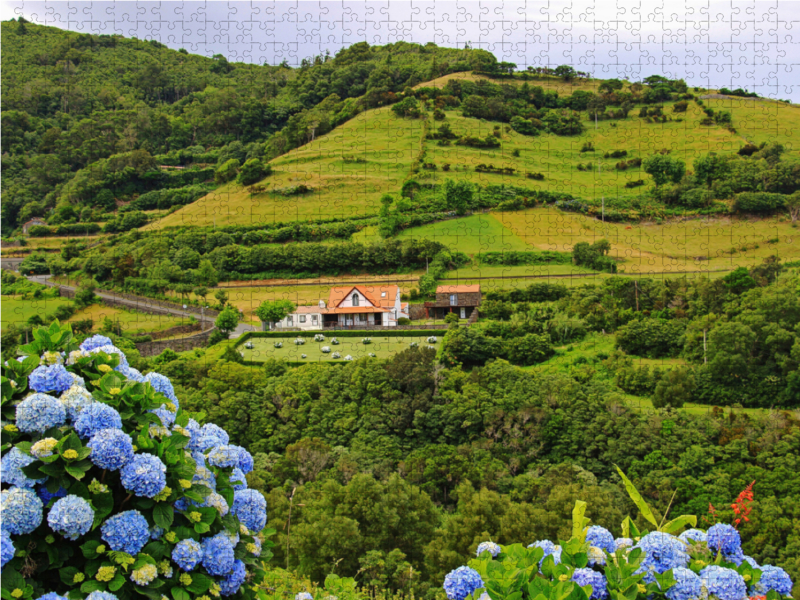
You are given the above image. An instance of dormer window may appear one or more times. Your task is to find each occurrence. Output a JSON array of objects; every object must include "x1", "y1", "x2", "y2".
[
  {"x1": 352, "y1": 293, "x2": 360, "y2": 307},
  {"x1": 381, "y1": 291, "x2": 386, "y2": 297}
]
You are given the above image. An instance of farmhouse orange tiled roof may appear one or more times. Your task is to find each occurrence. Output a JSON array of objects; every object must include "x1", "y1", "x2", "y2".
[
  {"x1": 436, "y1": 284, "x2": 480, "y2": 293},
  {"x1": 328, "y1": 285, "x2": 400, "y2": 308}
]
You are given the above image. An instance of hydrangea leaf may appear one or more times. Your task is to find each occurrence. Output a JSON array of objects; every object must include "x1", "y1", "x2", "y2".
[
  {"x1": 153, "y1": 503, "x2": 174, "y2": 529},
  {"x1": 660, "y1": 515, "x2": 697, "y2": 535},
  {"x1": 614, "y1": 465, "x2": 659, "y2": 529}
]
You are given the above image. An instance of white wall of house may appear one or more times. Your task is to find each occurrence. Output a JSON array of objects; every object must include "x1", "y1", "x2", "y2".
[{"x1": 275, "y1": 312, "x2": 323, "y2": 330}]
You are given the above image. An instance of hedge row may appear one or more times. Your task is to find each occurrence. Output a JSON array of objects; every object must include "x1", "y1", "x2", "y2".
[{"x1": 237, "y1": 329, "x2": 446, "y2": 342}]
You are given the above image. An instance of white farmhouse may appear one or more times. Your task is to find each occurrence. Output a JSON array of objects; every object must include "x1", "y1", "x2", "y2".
[{"x1": 275, "y1": 285, "x2": 409, "y2": 330}]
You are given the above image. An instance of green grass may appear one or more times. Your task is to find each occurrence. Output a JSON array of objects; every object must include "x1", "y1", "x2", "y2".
[
  {"x1": 238, "y1": 334, "x2": 438, "y2": 362},
  {"x1": 396, "y1": 213, "x2": 534, "y2": 254},
  {"x1": 149, "y1": 106, "x2": 426, "y2": 229},
  {"x1": 149, "y1": 71, "x2": 800, "y2": 231},
  {"x1": 1, "y1": 297, "x2": 73, "y2": 332}
]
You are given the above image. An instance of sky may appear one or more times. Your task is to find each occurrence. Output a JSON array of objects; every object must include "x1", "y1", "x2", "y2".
[{"x1": 2, "y1": 0, "x2": 799, "y2": 101}]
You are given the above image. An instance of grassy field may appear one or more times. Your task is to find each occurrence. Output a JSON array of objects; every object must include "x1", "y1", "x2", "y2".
[
  {"x1": 147, "y1": 70, "x2": 800, "y2": 232},
  {"x1": 0, "y1": 297, "x2": 186, "y2": 334},
  {"x1": 1, "y1": 297, "x2": 73, "y2": 331},
  {"x1": 149, "y1": 106, "x2": 426, "y2": 229},
  {"x1": 66, "y1": 305, "x2": 185, "y2": 334},
  {"x1": 238, "y1": 334, "x2": 438, "y2": 362}
]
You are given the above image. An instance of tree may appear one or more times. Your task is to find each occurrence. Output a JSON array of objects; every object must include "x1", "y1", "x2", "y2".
[
  {"x1": 443, "y1": 179, "x2": 473, "y2": 215},
  {"x1": 598, "y1": 79, "x2": 624, "y2": 94},
  {"x1": 215, "y1": 158, "x2": 240, "y2": 184},
  {"x1": 74, "y1": 278, "x2": 98, "y2": 308},
  {"x1": 237, "y1": 158, "x2": 271, "y2": 186},
  {"x1": 401, "y1": 179, "x2": 421, "y2": 200},
  {"x1": 652, "y1": 367, "x2": 695, "y2": 408},
  {"x1": 195, "y1": 259, "x2": 219, "y2": 287},
  {"x1": 254, "y1": 299, "x2": 296, "y2": 329},
  {"x1": 215, "y1": 306, "x2": 240, "y2": 336},
  {"x1": 215, "y1": 289, "x2": 229, "y2": 307},
  {"x1": 194, "y1": 286, "x2": 208, "y2": 303},
  {"x1": 554, "y1": 65, "x2": 576, "y2": 81},
  {"x1": 642, "y1": 154, "x2": 686, "y2": 187}
]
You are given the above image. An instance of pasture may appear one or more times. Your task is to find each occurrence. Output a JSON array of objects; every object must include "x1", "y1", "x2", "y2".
[{"x1": 237, "y1": 334, "x2": 438, "y2": 362}]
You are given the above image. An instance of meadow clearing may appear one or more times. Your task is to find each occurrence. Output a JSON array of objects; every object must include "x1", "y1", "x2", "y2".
[{"x1": 237, "y1": 334, "x2": 438, "y2": 362}]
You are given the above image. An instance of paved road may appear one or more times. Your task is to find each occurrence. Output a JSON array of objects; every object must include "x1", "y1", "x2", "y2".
[{"x1": 25, "y1": 274, "x2": 256, "y2": 339}]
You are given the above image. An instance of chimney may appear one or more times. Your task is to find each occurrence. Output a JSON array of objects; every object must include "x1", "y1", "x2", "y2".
[{"x1": 319, "y1": 300, "x2": 326, "y2": 308}]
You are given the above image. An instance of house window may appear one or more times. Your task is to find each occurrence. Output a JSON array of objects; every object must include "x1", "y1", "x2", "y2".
[
  {"x1": 381, "y1": 291, "x2": 386, "y2": 298},
  {"x1": 312, "y1": 315, "x2": 318, "y2": 324},
  {"x1": 450, "y1": 294, "x2": 457, "y2": 306},
  {"x1": 287, "y1": 316, "x2": 293, "y2": 326},
  {"x1": 299, "y1": 315, "x2": 306, "y2": 323},
  {"x1": 352, "y1": 293, "x2": 360, "y2": 307}
]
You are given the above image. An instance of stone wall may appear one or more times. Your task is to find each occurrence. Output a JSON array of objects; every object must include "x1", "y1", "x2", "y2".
[
  {"x1": 95, "y1": 290, "x2": 221, "y2": 320},
  {"x1": 145, "y1": 322, "x2": 205, "y2": 341},
  {"x1": 135, "y1": 327, "x2": 217, "y2": 357},
  {"x1": 408, "y1": 304, "x2": 427, "y2": 320}
]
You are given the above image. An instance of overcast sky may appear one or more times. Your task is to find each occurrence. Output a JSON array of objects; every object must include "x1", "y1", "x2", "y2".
[{"x1": 3, "y1": 0, "x2": 799, "y2": 101}]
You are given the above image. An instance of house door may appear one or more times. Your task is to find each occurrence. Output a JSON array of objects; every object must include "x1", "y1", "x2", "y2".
[
  {"x1": 345, "y1": 316, "x2": 354, "y2": 326},
  {"x1": 460, "y1": 307, "x2": 466, "y2": 319}
]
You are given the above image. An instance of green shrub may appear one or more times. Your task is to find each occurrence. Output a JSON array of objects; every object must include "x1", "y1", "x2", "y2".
[
  {"x1": 615, "y1": 318, "x2": 687, "y2": 358},
  {"x1": 734, "y1": 192, "x2": 786, "y2": 214}
]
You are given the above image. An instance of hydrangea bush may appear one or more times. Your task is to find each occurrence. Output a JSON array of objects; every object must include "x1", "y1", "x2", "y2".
[
  {"x1": 443, "y1": 497, "x2": 794, "y2": 600},
  {"x1": 1, "y1": 322, "x2": 274, "y2": 600}
]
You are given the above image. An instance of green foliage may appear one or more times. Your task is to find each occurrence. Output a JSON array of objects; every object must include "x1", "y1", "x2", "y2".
[
  {"x1": 642, "y1": 154, "x2": 686, "y2": 187},
  {"x1": 734, "y1": 192, "x2": 787, "y2": 214},
  {"x1": 215, "y1": 306, "x2": 240, "y2": 335},
  {"x1": 615, "y1": 318, "x2": 686, "y2": 358},
  {"x1": 255, "y1": 299, "x2": 297, "y2": 326},
  {"x1": 237, "y1": 158, "x2": 271, "y2": 186},
  {"x1": 652, "y1": 367, "x2": 695, "y2": 408},
  {"x1": 572, "y1": 240, "x2": 617, "y2": 273},
  {"x1": 443, "y1": 179, "x2": 474, "y2": 216},
  {"x1": 214, "y1": 158, "x2": 240, "y2": 184}
]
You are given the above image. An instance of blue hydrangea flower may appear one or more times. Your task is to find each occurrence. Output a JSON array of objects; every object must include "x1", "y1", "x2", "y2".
[
  {"x1": 572, "y1": 568, "x2": 608, "y2": 600},
  {"x1": 635, "y1": 532, "x2": 689, "y2": 582},
  {"x1": 80, "y1": 335, "x2": 114, "y2": 352},
  {"x1": 587, "y1": 546, "x2": 606, "y2": 567},
  {"x1": 1, "y1": 529, "x2": 15, "y2": 570},
  {"x1": 207, "y1": 445, "x2": 240, "y2": 468},
  {"x1": 36, "y1": 484, "x2": 67, "y2": 505},
  {"x1": 88, "y1": 428, "x2": 134, "y2": 470},
  {"x1": 707, "y1": 524, "x2": 741, "y2": 556},
  {"x1": 173, "y1": 539, "x2": 204, "y2": 571},
  {"x1": 122, "y1": 366, "x2": 146, "y2": 383},
  {"x1": 586, "y1": 525, "x2": 615, "y2": 553},
  {"x1": 144, "y1": 372, "x2": 178, "y2": 404},
  {"x1": 700, "y1": 566, "x2": 746, "y2": 600},
  {"x1": 742, "y1": 555, "x2": 760, "y2": 568},
  {"x1": 664, "y1": 567, "x2": 702, "y2": 600},
  {"x1": 230, "y1": 467, "x2": 248, "y2": 491},
  {"x1": 250, "y1": 537, "x2": 262, "y2": 556},
  {"x1": 232, "y1": 489, "x2": 267, "y2": 532},
  {"x1": 201, "y1": 534, "x2": 235, "y2": 576},
  {"x1": 59, "y1": 386, "x2": 94, "y2": 421},
  {"x1": 203, "y1": 492, "x2": 229, "y2": 516},
  {"x1": 74, "y1": 403, "x2": 122, "y2": 438},
  {"x1": 296, "y1": 594, "x2": 313, "y2": 600},
  {"x1": 101, "y1": 510, "x2": 150, "y2": 555},
  {"x1": 16, "y1": 393, "x2": 66, "y2": 433},
  {"x1": 220, "y1": 559, "x2": 246, "y2": 596},
  {"x1": 149, "y1": 407, "x2": 176, "y2": 428},
  {"x1": 476, "y1": 541, "x2": 501, "y2": 557},
  {"x1": 86, "y1": 593, "x2": 119, "y2": 600},
  {"x1": 70, "y1": 373, "x2": 86, "y2": 389},
  {"x1": 47, "y1": 495, "x2": 94, "y2": 540},
  {"x1": 723, "y1": 547, "x2": 746, "y2": 566},
  {"x1": 120, "y1": 454, "x2": 167, "y2": 498},
  {"x1": 235, "y1": 446, "x2": 254, "y2": 474},
  {"x1": 0, "y1": 487, "x2": 44, "y2": 535},
  {"x1": 751, "y1": 565, "x2": 793, "y2": 596},
  {"x1": 615, "y1": 537, "x2": 633, "y2": 551},
  {"x1": 149, "y1": 526, "x2": 164, "y2": 540},
  {"x1": 184, "y1": 419, "x2": 203, "y2": 451},
  {"x1": 197, "y1": 423, "x2": 229, "y2": 451},
  {"x1": 528, "y1": 540, "x2": 561, "y2": 569},
  {"x1": 443, "y1": 566, "x2": 484, "y2": 600},
  {"x1": 1, "y1": 447, "x2": 46, "y2": 488},
  {"x1": 192, "y1": 465, "x2": 216, "y2": 490},
  {"x1": 87, "y1": 344, "x2": 129, "y2": 368},
  {"x1": 35, "y1": 594, "x2": 68, "y2": 600},
  {"x1": 29, "y1": 365, "x2": 74, "y2": 394},
  {"x1": 678, "y1": 529, "x2": 707, "y2": 545}
]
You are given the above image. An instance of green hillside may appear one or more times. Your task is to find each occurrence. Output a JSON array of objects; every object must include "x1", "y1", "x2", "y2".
[{"x1": 154, "y1": 71, "x2": 800, "y2": 230}]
